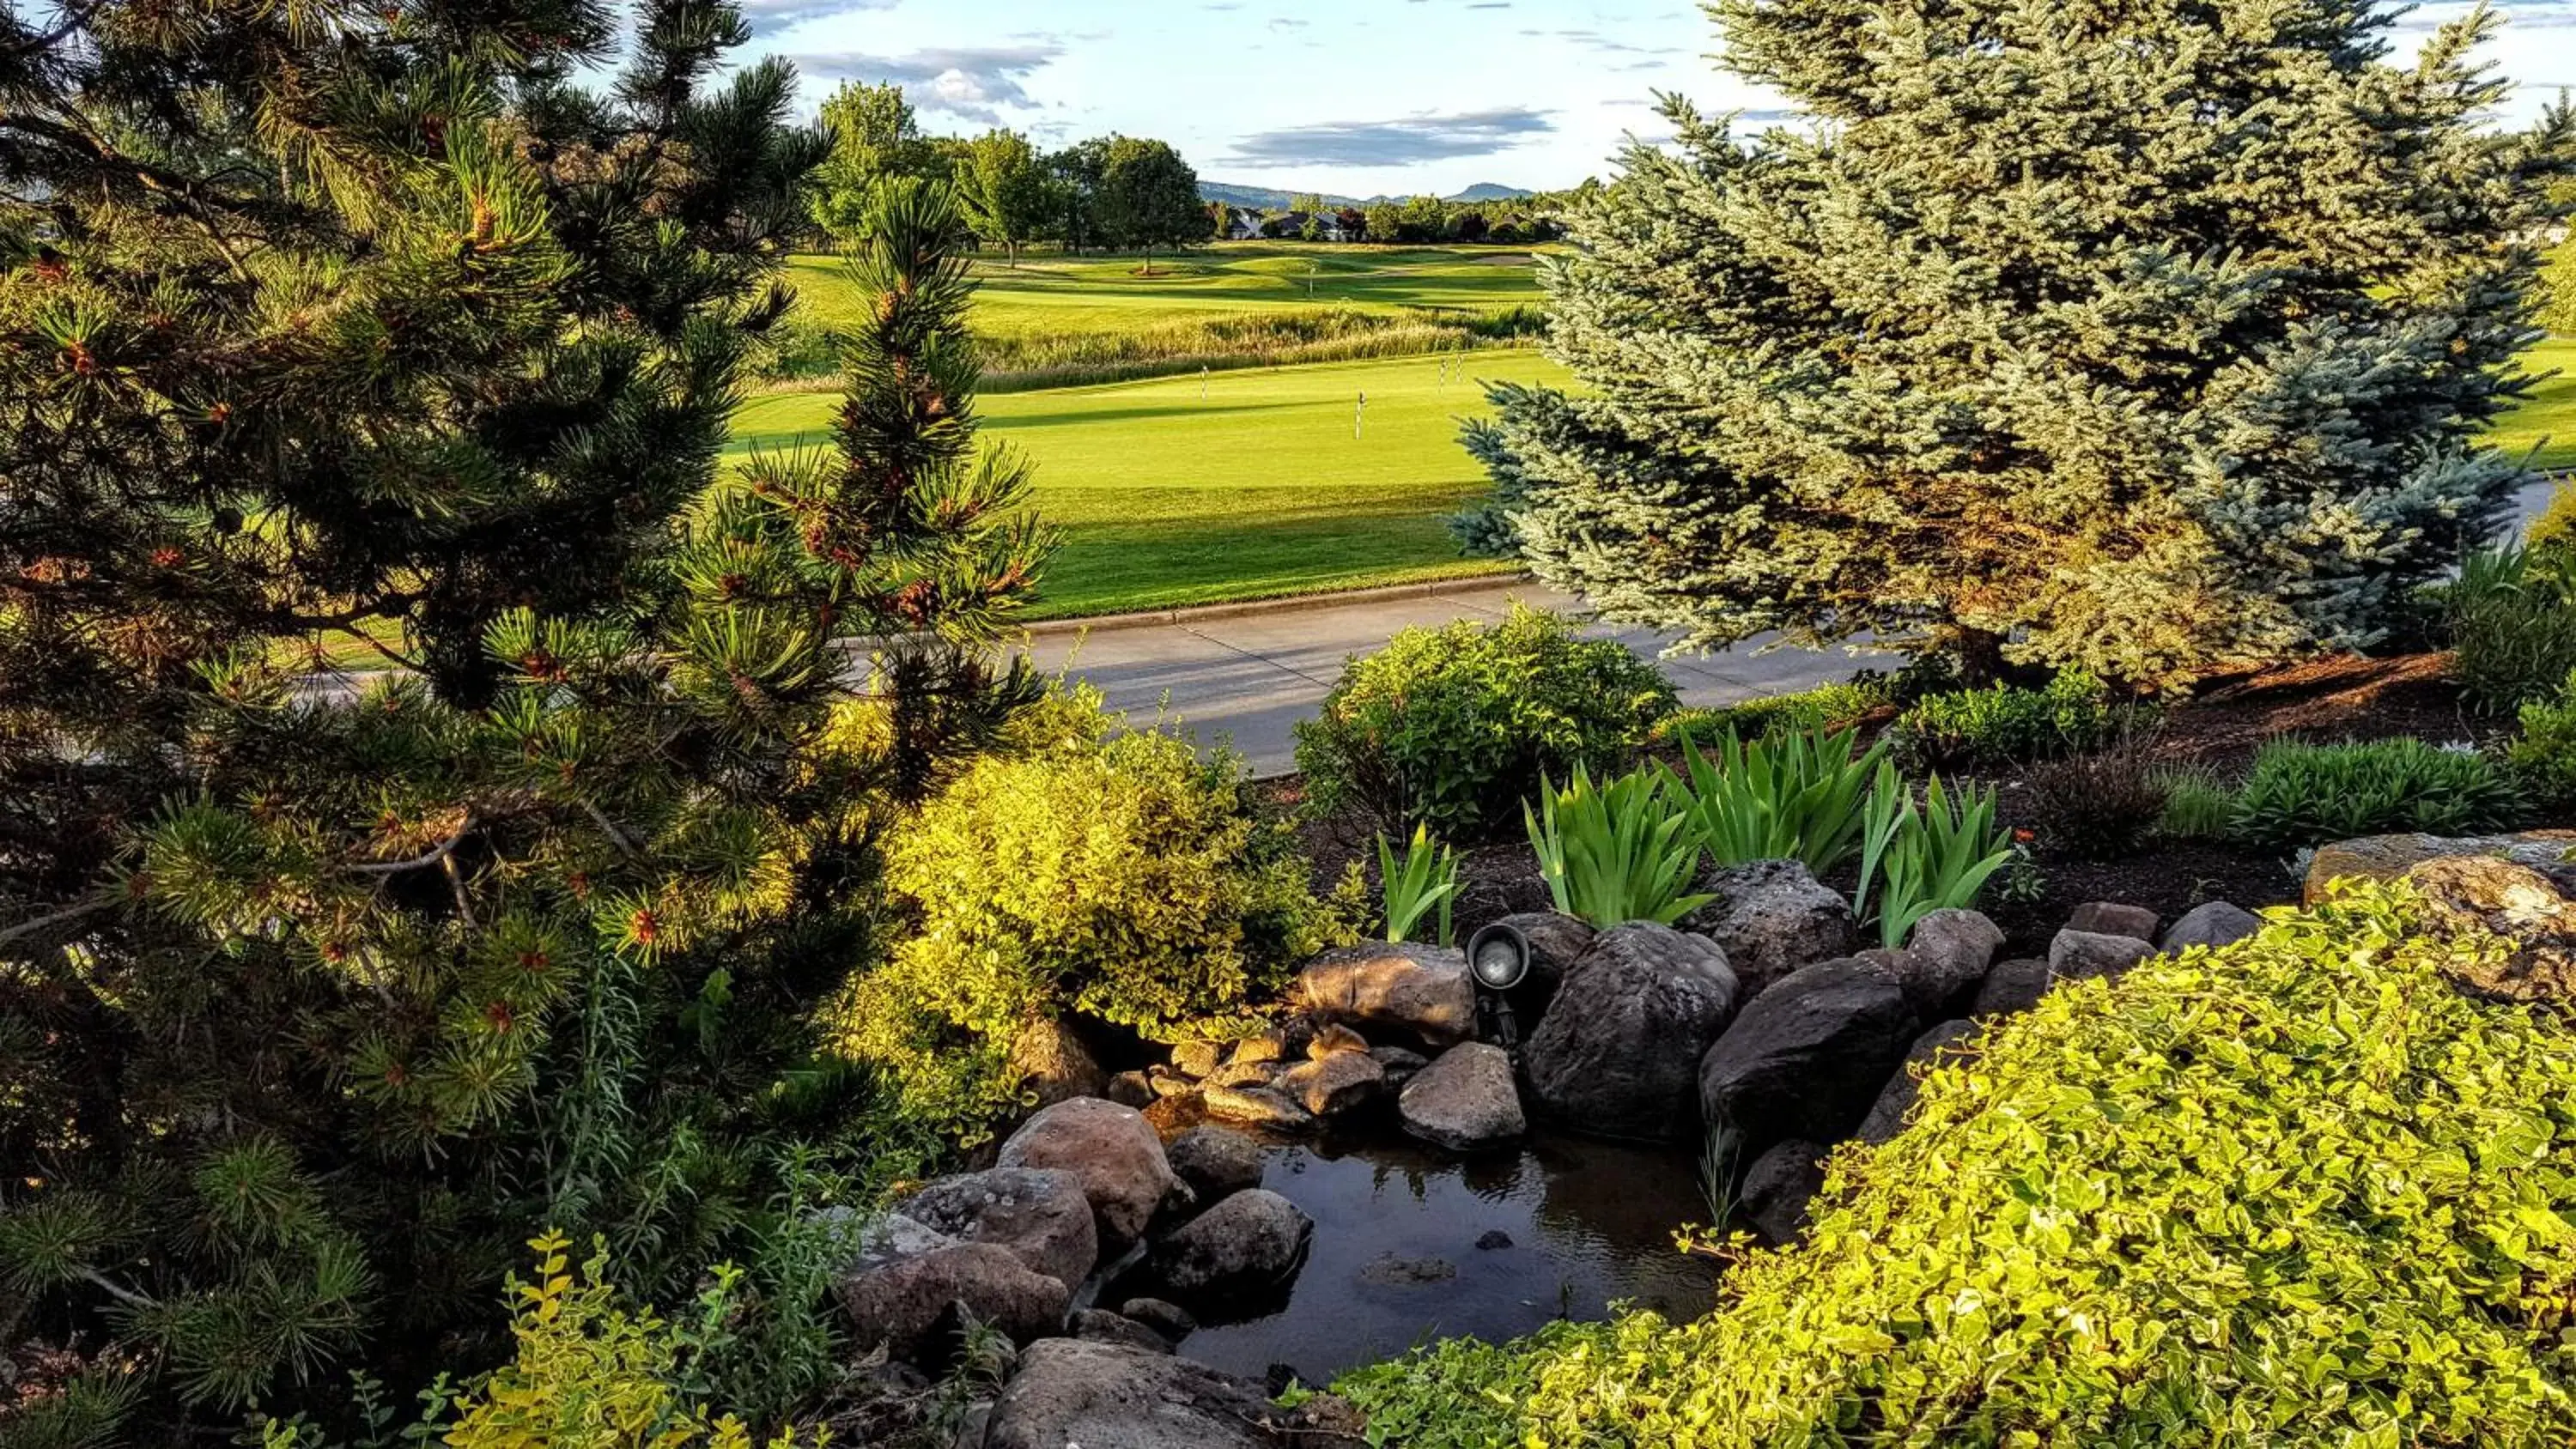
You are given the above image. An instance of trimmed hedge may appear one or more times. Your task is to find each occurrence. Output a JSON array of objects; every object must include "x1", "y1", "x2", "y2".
[{"x1": 1339, "y1": 884, "x2": 2576, "y2": 1446}]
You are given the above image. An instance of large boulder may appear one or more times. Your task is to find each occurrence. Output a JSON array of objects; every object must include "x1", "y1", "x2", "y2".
[
  {"x1": 1522, "y1": 924, "x2": 1740, "y2": 1142},
  {"x1": 1150, "y1": 1187, "x2": 1313, "y2": 1301},
  {"x1": 1690, "y1": 860, "x2": 1858, "y2": 1001},
  {"x1": 2404, "y1": 854, "x2": 2576, "y2": 1008},
  {"x1": 2048, "y1": 928, "x2": 2155, "y2": 985},
  {"x1": 2162, "y1": 900, "x2": 2263, "y2": 954},
  {"x1": 1279, "y1": 1050, "x2": 1386, "y2": 1118},
  {"x1": 1856, "y1": 1019, "x2": 1979, "y2": 1144},
  {"x1": 1699, "y1": 955, "x2": 1918, "y2": 1155},
  {"x1": 896, "y1": 1167, "x2": 1097, "y2": 1292},
  {"x1": 1165, "y1": 1125, "x2": 1266, "y2": 1201},
  {"x1": 1297, "y1": 943, "x2": 1478, "y2": 1049},
  {"x1": 835, "y1": 1240, "x2": 1068, "y2": 1366},
  {"x1": 1737, "y1": 1138, "x2": 1827, "y2": 1244},
  {"x1": 1899, "y1": 910, "x2": 2005, "y2": 1017},
  {"x1": 2304, "y1": 829, "x2": 2576, "y2": 904},
  {"x1": 972, "y1": 1340, "x2": 1364, "y2": 1449},
  {"x1": 995, "y1": 1098, "x2": 1176, "y2": 1252},
  {"x1": 1069, "y1": 1307, "x2": 1172, "y2": 1354},
  {"x1": 1396, "y1": 1042, "x2": 1525, "y2": 1150}
]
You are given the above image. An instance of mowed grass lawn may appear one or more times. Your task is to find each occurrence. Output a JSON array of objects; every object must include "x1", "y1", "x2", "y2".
[
  {"x1": 2487, "y1": 336, "x2": 2576, "y2": 470},
  {"x1": 729, "y1": 350, "x2": 1568, "y2": 617},
  {"x1": 782, "y1": 242, "x2": 1546, "y2": 343}
]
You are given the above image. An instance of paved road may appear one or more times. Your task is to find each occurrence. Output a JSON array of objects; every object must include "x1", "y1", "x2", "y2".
[
  {"x1": 1022, "y1": 478, "x2": 2566, "y2": 776},
  {"x1": 1017, "y1": 584, "x2": 1864, "y2": 775}
]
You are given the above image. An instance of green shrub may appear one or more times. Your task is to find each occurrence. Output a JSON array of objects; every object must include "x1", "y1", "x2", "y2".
[
  {"x1": 1525, "y1": 765, "x2": 1712, "y2": 928},
  {"x1": 1888, "y1": 670, "x2": 2119, "y2": 772},
  {"x1": 2527, "y1": 478, "x2": 2576, "y2": 555},
  {"x1": 833, "y1": 700, "x2": 1358, "y2": 1137},
  {"x1": 1338, "y1": 884, "x2": 2576, "y2": 1446},
  {"x1": 2231, "y1": 737, "x2": 2525, "y2": 850},
  {"x1": 2445, "y1": 544, "x2": 2576, "y2": 713},
  {"x1": 2509, "y1": 670, "x2": 2576, "y2": 812},
  {"x1": 1294, "y1": 604, "x2": 1677, "y2": 840},
  {"x1": 2151, "y1": 762, "x2": 2237, "y2": 840},
  {"x1": 1657, "y1": 677, "x2": 1899, "y2": 745},
  {"x1": 1676, "y1": 725, "x2": 1887, "y2": 876}
]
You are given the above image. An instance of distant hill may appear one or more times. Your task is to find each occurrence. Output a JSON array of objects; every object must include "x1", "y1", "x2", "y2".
[{"x1": 1200, "y1": 180, "x2": 1540, "y2": 209}]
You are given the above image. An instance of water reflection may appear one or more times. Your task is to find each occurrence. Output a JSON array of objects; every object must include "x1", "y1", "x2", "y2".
[{"x1": 1157, "y1": 1126, "x2": 1718, "y2": 1384}]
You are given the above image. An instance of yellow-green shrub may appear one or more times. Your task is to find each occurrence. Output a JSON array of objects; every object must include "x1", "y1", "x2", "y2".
[
  {"x1": 1339, "y1": 883, "x2": 2576, "y2": 1446},
  {"x1": 441, "y1": 1234, "x2": 811, "y2": 1449},
  {"x1": 829, "y1": 705, "x2": 1358, "y2": 1137}
]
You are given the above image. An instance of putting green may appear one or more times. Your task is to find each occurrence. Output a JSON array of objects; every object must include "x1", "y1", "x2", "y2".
[{"x1": 729, "y1": 350, "x2": 1570, "y2": 617}]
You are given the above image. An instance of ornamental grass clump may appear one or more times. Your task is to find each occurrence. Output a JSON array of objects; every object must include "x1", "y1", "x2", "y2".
[
  {"x1": 2231, "y1": 737, "x2": 2525, "y2": 851},
  {"x1": 1524, "y1": 764, "x2": 1712, "y2": 928},
  {"x1": 1339, "y1": 882, "x2": 2576, "y2": 1446},
  {"x1": 1676, "y1": 724, "x2": 1887, "y2": 876}
]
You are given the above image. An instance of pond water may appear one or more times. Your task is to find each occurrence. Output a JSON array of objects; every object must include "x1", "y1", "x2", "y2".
[{"x1": 1137, "y1": 1127, "x2": 1722, "y2": 1385}]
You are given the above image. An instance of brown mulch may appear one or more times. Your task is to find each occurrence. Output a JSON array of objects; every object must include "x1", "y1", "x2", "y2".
[{"x1": 1260, "y1": 652, "x2": 2520, "y2": 962}]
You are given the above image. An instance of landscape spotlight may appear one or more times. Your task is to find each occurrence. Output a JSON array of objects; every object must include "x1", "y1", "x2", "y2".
[
  {"x1": 1466, "y1": 922, "x2": 1531, "y2": 991},
  {"x1": 1464, "y1": 921, "x2": 1531, "y2": 1055}
]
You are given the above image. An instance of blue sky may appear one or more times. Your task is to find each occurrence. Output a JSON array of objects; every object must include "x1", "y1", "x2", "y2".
[{"x1": 741, "y1": 0, "x2": 2576, "y2": 197}]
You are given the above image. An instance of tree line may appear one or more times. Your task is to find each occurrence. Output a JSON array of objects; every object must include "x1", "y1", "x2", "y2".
[{"x1": 809, "y1": 82, "x2": 1207, "y2": 264}]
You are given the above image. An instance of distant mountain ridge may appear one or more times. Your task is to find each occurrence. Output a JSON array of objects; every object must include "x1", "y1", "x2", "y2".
[{"x1": 1199, "y1": 180, "x2": 1536, "y2": 210}]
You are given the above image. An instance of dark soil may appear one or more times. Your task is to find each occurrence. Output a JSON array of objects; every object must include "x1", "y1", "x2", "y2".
[{"x1": 1263, "y1": 651, "x2": 2524, "y2": 962}]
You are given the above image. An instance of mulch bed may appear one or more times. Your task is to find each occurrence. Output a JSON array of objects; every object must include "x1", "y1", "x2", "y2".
[{"x1": 1265, "y1": 651, "x2": 2529, "y2": 961}]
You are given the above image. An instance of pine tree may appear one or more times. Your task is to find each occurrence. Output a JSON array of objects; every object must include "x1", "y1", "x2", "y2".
[
  {"x1": 0, "y1": 0, "x2": 1045, "y2": 1430},
  {"x1": 1466, "y1": 0, "x2": 2573, "y2": 684}
]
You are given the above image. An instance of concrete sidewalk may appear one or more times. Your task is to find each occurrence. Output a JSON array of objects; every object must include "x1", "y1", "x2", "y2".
[{"x1": 1015, "y1": 583, "x2": 1865, "y2": 775}]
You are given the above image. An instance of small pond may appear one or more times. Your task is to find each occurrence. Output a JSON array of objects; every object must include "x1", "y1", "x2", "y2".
[{"x1": 1147, "y1": 1127, "x2": 1720, "y2": 1384}]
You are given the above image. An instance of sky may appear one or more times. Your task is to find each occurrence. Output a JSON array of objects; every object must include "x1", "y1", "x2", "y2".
[{"x1": 740, "y1": 0, "x2": 2576, "y2": 199}]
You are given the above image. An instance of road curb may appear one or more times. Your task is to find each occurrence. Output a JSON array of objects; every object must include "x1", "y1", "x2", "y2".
[{"x1": 1015, "y1": 571, "x2": 1538, "y2": 638}]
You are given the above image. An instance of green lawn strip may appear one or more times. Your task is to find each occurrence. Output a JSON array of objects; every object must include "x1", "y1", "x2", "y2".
[
  {"x1": 781, "y1": 242, "x2": 1546, "y2": 342},
  {"x1": 729, "y1": 349, "x2": 1564, "y2": 616},
  {"x1": 2488, "y1": 335, "x2": 2576, "y2": 471}
]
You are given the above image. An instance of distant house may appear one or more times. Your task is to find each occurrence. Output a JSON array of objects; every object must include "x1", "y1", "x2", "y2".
[
  {"x1": 1255, "y1": 209, "x2": 1352, "y2": 242},
  {"x1": 1219, "y1": 205, "x2": 1265, "y2": 241}
]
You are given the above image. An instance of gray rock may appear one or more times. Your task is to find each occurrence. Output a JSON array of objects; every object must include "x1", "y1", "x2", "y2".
[
  {"x1": 1107, "y1": 1070, "x2": 1155, "y2": 1108},
  {"x1": 1147, "y1": 1067, "x2": 1199, "y2": 1100},
  {"x1": 1899, "y1": 909, "x2": 2006, "y2": 1016},
  {"x1": 2048, "y1": 928, "x2": 2155, "y2": 985},
  {"x1": 1200, "y1": 1083, "x2": 1317, "y2": 1132},
  {"x1": 1367, "y1": 1044, "x2": 1430, "y2": 1087},
  {"x1": 2406, "y1": 853, "x2": 2576, "y2": 1007},
  {"x1": 1207, "y1": 1058, "x2": 1283, "y2": 1089},
  {"x1": 1396, "y1": 1041, "x2": 1526, "y2": 1151},
  {"x1": 1170, "y1": 1040, "x2": 1226, "y2": 1078},
  {"x1": 1522, "y1": 924, "x2": 1739, "y2": 1142},
  {"x1": 1165, "y1": 1125, "x2": 1266, "y2": 1202},
  {"x1": 2306, "y1": 829, "x2": 2576, "y2": 904},
  {"x1": 1474, "y1": 1229, "x2": 1514, "y2": 1250},
  {"x1": 1119, "y1": 1296, "x2": 1196, "y2": 1339},
  {"x1": 1690, "y1": 860, "x2": 1858, "y2": 1002},
  {"x1": 1278, "y1": 1050, "x2": 1386, "y2": 1118},
  {"x1": 897, "y1": 1167, "x2": 1098, "y2": 1291},
  {"x1": 995, "y1": 1098, "x2": 1176, "y2": 1252},
  {"x1": 1069, "y1": 1307, "x2": 1171, "y2": 1354},
  {"x1": 2067, "y1": 900, "x2": 2160, "y2": 942},
  {"x1": 1308, "y1": 1022, "x2": 1371, "y2": 1058},
  {"x1": 1856, "y1": 1020, "x2": 1979, "y2": 1144},
  {"x1": 1738, "y1": 1138, "x2": 1827, "y2": 1243},
  {"x1": 1297, "y1": 943, "x2": 1479, "y2": 1049},
  {"x1": 835, "y1": 1241, "x2": 1068, "y2": 1366},
  {"x1": 1358, "y1": 1252, "x2": 1457, "y2": 1286},
  {"x1": 1151, "y1": 1188, "x2": 1313, "y2": 1300},
  {"x1": 2160, "y1": 900, "x2": 2263, "y2": 954},
  {"x1": 1698, "y1": 955, "x2": 1918, "y2": 1155},
  {"x1": 1227, "y1": 1031, "x2": 1288, "y2": 1068},
  {"x1": 1006, "y1": 1017, "x2": 1108, "y2": 1109},
  {"x1": 1971, "y1": 958, "x2": 2050, "y2": 1017},
  {"x1": 971, "y1": 1339, "x2": 1364, "y2": 1449}
]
